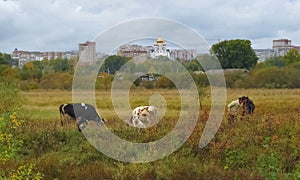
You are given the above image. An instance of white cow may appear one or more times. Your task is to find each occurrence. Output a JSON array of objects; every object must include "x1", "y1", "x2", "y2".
[{"x1": 130, "y1": 106, "x2": 158, "y2": 128}]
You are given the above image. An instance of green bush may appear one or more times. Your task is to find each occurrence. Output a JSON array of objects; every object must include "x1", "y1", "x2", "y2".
[
  {"x1": 0, "y1": 112, "x2": 24, "y2": 163},
  {"x1": 240, "y1": 67, "x2": 288, "y2": 88},
  {"x1": 224, "y1": 71, "x2": 246, "y2": 88},
  {"x1": 0, "y1": 79, "x2": 22, "y2": 114}
]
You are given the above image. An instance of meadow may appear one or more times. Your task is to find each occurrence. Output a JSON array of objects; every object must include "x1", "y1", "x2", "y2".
[{"x1": 1, "y1": 88, "x2": 300, "y2": 179}]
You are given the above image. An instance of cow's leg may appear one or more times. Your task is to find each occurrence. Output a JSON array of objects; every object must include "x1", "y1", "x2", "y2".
[
  {"x1": 66, "y1": 115, "x2": 71, "y2": 130},
  {"x1": 59, "y1": 104, "x2": 65, "y2": 127},
  {"x1": 60, "y1": 113, "x2": 64, "y2": 127},
  {"x1": 60, "y1": 114, "x2": 67, "y2": 130},
  {"x1": 62, "y1": 114, "x2": 75, "y2": 131},
  {"x1": 227, "y1": 112, "x2": 233, "y2": 125}
]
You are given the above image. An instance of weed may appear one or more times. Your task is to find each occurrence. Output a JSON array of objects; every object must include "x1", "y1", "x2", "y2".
[{"x1": 257, "y1": 152, "x2": 280, "y2": 180}]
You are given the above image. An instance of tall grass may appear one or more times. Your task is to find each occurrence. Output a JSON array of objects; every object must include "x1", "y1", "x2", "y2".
[{"x1": 3, "y1": 88, "x2": 300, "y2": 179}]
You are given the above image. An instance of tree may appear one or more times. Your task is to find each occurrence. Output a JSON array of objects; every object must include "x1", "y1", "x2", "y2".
[
  {"x1": 264, "y1": 57, "x2": 285, "y2": 68},
  {"x1": 19, "y1": 61, "x2": 43, "y2": 81},
  {"x1": 283, "y1": 48, "x2": 300, "y2": 65},
  {"x1": 50, "y1": 58, "x2": 70, "y2": 72},
  {"x1": 100, "y1": 55, "x2": 130, "y2": 74},
  {"x1": 0, "y1": 65, "x2": 19, "y2": 79},
  {"x1": 181, "y1": 59, "x2": 202, "y2": 71},
  {"x1": 210, "y1": 39, "x2": 258, "y2": 69},
  {"x1": 0, "y1": 53, "x2": 11, "y2": 65}
]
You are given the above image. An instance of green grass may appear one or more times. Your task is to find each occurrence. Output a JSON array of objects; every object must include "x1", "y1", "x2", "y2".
[{"x1": 2, "y1": 88, "x2": 300, "y2": 179}]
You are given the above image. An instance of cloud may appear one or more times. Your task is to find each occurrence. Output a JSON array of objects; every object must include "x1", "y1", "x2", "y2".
[{"x1": 0, "y1": 0, "x2": 299, "y2": 53}]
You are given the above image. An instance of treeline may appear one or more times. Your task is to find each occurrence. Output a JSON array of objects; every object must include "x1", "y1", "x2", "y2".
[
  {"x1": 1, "y1": 46, "x2": 300, "y2": 90},
  {"x1": 225, "y1": 63, "x2": 300, "y2": 88},
  {"x1": 224, "y1": 48, "x2": 300, "y2": 88}
]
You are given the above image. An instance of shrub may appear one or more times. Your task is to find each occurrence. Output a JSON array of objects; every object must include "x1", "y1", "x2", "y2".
[
  {"x1": 0, "y1": 112, "x2": 23, "y2": 163},
  {"x1": 156, "y1": 76, "x2": 175, "y2": 89},
  {"x1": 256, "y1": 152, "x2": 280, "y2": 180},
  {"x1": 9, "y1": 163, "x2": 44, "y2": 180},
  {"x1": 224, "y1": 71, "x2": 246, "y2": 88},
  {"x1": 242, "y1": 67, "x2": 288, "y2": 88},
  {"x1": 40, "y1": 72, "x2": 72, "y2": 89},
  {"x1": 19, "y1": 80, "x2": 40, "y2": 90},
  {"x1": 0, "y1": 79, "x2": 22, "y2": 114}
]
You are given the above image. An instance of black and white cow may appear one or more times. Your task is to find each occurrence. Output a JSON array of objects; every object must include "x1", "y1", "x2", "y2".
[
  {"x1": 59, "y1": 103, "x2": 104, "y2": 131},
  {"x1": 241, "y1": 96, "x2": 255, "y2": 115},
  {"x1": 130, "y1": 105, "x2": 158, "y2": 128}
]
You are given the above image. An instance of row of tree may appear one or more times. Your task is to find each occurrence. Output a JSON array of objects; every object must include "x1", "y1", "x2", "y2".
[{"x1": 1, "y1": 39, "x2": 300, "y2": 89}]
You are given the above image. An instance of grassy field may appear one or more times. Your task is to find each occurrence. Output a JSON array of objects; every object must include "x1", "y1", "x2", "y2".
[{"x1": 2, "y1": 88, "x2": 300, "y2": 179}]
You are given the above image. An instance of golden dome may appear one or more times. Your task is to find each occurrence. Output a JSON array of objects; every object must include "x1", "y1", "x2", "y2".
[
  {"x1": 163, "y1": 42, "x2": 167, "y2": 46},
  {"x1": 156, "y1": 37, "x2": 164, "y2": 43},
  {"x1": 154, "y1": 42, "x2": 158, "y2": 46}
]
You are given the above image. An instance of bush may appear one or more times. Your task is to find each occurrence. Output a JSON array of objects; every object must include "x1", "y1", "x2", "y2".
[
  {"x1": 9, "y1": 163, "x2": 44, "y2": 180},
  {"x1": 241, "y1": 67, "x2": 288, "y2": 88},
  {"x1": 40, "y1": 72, "x2": 72, "y2": 89},
  {"x1": 224, "y1": 71, "x2": 247, "y2": 88},
  {"x1": 0, "y1": 112, "x2": 24, "y2": 163},
  {"x1": 19, "y1": 80, "x2": 40, "y2": 90},
  {"x1": 0, "y1": 79, "x2": 22, "y2": 114},
  {"x1": 156, "y1": 76, "x2": 175, "y2": 89}
]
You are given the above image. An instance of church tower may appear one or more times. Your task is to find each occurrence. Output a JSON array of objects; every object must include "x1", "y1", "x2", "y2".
[{"x1": 150, "y1": 37, "x2": 170, "y2": 59}]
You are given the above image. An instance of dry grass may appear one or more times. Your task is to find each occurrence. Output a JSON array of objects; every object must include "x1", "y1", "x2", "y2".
[{"x1": 12, "y1": 88, "x2": 300, "y2": 179}]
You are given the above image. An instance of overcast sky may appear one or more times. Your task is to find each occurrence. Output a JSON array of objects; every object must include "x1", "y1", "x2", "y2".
[{"x1": 1, "y1": 0, "x2": 300, "y2": 54}]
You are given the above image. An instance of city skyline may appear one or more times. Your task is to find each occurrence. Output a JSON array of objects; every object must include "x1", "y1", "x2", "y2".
[{"x1": 1, "y1": 0, "x2": 300, "y2": 54}]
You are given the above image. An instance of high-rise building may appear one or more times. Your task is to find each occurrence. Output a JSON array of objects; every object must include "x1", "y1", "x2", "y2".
[
  {"x1": 255, "y1": 39, "x2": 300, "y2": 61},
  {"x1": 78, "y1": 41, "x2": 96, "y2": 63},
  {"x1": 272, "y1": 39, "x2": 293, "y2": 56}
]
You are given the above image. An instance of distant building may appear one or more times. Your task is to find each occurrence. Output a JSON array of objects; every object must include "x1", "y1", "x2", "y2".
[
  {"x1": 12, "y1": 48, "x2": 65, "y2": 68},
  {"x1": 254, "y1": 49, "x2": 274, "y2": 62},
  {"x1": 43, "y1": 52, "x2": 64, "y2": 60},
  {"x1": 78, "y1": 41, "x2": 96, "y2": 63},
  {"x1": 254, "y1": 39, "x2": 300, "y2": 62},
  {"x1": 170, "y1": 49, "x2": 197, "y2": 61},
  {"x1": 117, "y1": 45, "x2": 148, "y2": 58},
  {"x1": 117, "y1": 37, "x2": 197, "y2": 61},
  {"x1": 272, "y1": 39, "x2": 292, "y2": 49},
  {"x1": 63, "y1": 50, "x2": 79, "y2": 60},
  {"x1": 272, "y1": 39, "x2": 293, "y2": 56}
]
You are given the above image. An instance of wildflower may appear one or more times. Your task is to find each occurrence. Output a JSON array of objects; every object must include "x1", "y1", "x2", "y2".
[
  {"x1": 9, "y1": 112, "x2": 22, "y2": 129},
  {"x1": 12, "y1": 119, "x2": 21, "y2": 127},
  {"x1": 0, "y1": 133, "x2": 4, "y2": 141},
  {"x1": 9, "y1": 112, "x2": 16, "y2": 120}
]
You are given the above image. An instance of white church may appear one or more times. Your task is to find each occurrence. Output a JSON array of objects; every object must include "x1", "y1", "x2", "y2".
[{"x1": 150, "y1": 37, "x2": 170, "y2": 59}]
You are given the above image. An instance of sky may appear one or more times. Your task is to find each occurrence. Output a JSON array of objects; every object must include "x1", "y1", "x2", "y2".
[{"x1": 1, "y1": 0, "x2": 300, "y2": 54}]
